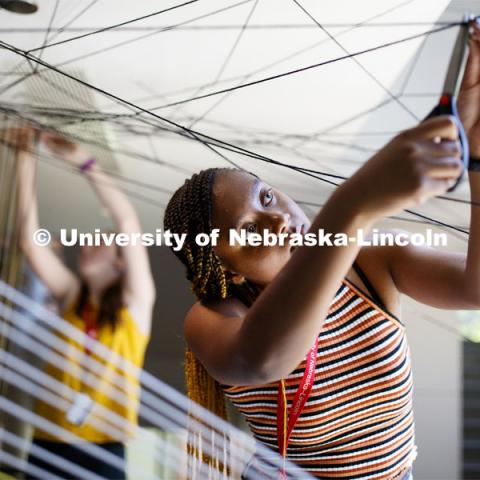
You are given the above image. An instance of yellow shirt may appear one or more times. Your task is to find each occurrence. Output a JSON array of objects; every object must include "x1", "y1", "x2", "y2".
[{"x1": 33, "y1": 300, "x2": 149, "y2": 443}]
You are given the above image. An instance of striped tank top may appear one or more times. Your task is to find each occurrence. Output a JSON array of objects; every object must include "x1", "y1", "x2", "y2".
[{"x1": 223, "y1": 277, "x2": 416, "y2": 479}]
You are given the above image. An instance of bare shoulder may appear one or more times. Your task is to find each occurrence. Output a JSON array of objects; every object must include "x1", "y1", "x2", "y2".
[
  {"x1": 352, "y1": 229, "x2": 408, "y2": 315},
  {"x1": 356, "y1": 227, "x2": 410, "y2": 273},
  {"x1": 357, "y1": 227, "x2": 427, "y2": 272},
  {"x1": 354, "y1": 243, "x2": 396, "y2": 293},
  {"x1": 184, "y1": 296, "x2": 252, "y2": 385},
  {"x1": 185, "y1": 296, "x2": 248, "y2": 333}
]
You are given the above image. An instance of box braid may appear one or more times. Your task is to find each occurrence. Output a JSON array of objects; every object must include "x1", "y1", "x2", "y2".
[
  {"x1": 164, "y1": 168, "x2": 229, "y2": 302},
  {"x1": 164, "y1": 167, "x2": 260, "y2": 475}
]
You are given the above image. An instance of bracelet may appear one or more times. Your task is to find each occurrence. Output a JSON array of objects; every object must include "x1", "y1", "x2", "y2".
[
  {"x1": 468, "y1": 156, "x2": 480, "y2": 172},
  {"x1": 79, "y1": 157, "x2": 96, "y2": 173}
]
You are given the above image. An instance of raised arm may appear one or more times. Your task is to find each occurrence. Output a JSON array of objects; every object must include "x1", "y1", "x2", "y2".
[
  {"x1": 186, "y1": 117, "x2": 462, "y2": 386},
  {"x1": 10, "y1": 127, "x2": 80, "y2": 308},
  {"x1": 41, "y1": 132, "x2": 155, "y2": 335},
  {"x1": 379, "y1": 20, "x2": 480, "y2": 310}
]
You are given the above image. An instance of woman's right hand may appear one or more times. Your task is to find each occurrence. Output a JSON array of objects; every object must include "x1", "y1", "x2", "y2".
[
  {"x1": 2, "y1": 126, "x2": 37, "y2": 153},
  {"x1": 343, "y1": 115, "x2": 462, "y2": 220}
]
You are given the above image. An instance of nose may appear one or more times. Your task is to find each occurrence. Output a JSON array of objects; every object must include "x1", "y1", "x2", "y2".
[{"x1": 266, "y1": 211, "x2": 290, "y2": 235}]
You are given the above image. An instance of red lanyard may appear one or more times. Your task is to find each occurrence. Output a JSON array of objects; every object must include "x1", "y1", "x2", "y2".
[
  {"x1": 83, "y1": 302, "x2": 98, "y2": 355},
  {"x1": 277, "y1": 337, "x2": 318, "y2": 477}
]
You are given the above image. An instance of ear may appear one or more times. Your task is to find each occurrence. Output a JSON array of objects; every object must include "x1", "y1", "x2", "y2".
[
  {"x1": 229, "y1": 272, "x2": 246, "y2": 285},
  {"x1": 220, "y1": 264, "x2": 246, "y2": 285}
]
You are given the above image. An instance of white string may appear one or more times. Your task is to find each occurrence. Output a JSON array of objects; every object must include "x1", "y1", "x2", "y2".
[
  {"x1": 0, "y1": 308, "x2": 250, "y2": 474},
  {"x1": 0, "y1": 427, "x2": 108, "y2": 480},
  {"x1": 0, "y1": 372, "x2": 235, "y2": 479},
  {"x1": 0, "y1": 305, "x2": 142, "y2": 422},
  {"x1": 0, "y1": 367, "x2": 214, "y2": 480},
  {"x1": 0, "y1": 397, "x2": 128, "y2": 474},
  {"x1": 0, "y1": 353, "x2": 127, "y2": 440},
  {"x1": 0, "y1": 280, "x2": 312, "y2": 478},
  {"x1": 0, "y1": 449, "x2": 64, "y2": 480},
  {"x1": 0, "y1": 347, "x2": 137, "y2": 437},
  {"x1": 0, "y1": 280, "x2": 298, "y2": 469},
  {"x1": 0, "y1": 279, "x2": 241, "y2": 433},
  {"x1": 0, "y1": 344, "x2": 231, "y2": 479},
  {"x1": 0, "y1": 305, "x2": 263, "y2": 477}
]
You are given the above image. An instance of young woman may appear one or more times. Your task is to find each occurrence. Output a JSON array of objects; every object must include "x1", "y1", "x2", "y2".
[
  {"x1": 163, "y1": 22, "x2": 480, "y2": 480},
  {"x1": 10, "y1": 127, "x2": 155, "y2": 479}
]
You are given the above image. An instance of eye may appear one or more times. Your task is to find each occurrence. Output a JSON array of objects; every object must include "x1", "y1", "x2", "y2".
[
  {"x1": 246, "y1": 223, "x2": 257, "y2": 234},
  {"x1": 263, "y1": 188, "x2": 274, "y2": 207}
]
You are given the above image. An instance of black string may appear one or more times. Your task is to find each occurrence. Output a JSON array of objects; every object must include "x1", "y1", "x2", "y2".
[
  {"x1": 89, "y1": 0, "x2": 423, "y2": 111},
  {"x1": 0, "y1": 0, "x2": 60, "y2": 92},
  {"x1": 26, "y1": 67, "x2": 92, "y2": 107},
  {"x1": 398, "y1": 30, "x2": 429, "y2": 96},
  {"x1": 0, "y1": 0, "x2": 202, "y2": 97},
  {"x1": 0, "y1": 0, "x2": 100, "y2": 95},
  {"x1": 36, "y1": 20, "x2": 456, "y2": 132},
  {"x1": 8, "y1": 103, "x2": 386, "y2": 153},
  {"x1": 299, "y1": 99, "x2": 394, "y2": 147},
  {"x1": 4, "y1": 97, "x2": 475, "y2": 213},
  {"x1": 27, "y1": 0, "x2": 199, "y2": 53},
  {"x1": 404, "y1": 209, "x2": 468, "y2": 235},
  {"x1": 0, "y1": 134, "x2": 174, "y2": 198},
  {"x1": 291, "y1": 0, "x2": 419, "y2": 122},
  {"x1": 1, "y1": 102, "x2": 358, "y2": 178},
  {"x1": 52, "y1": 0, "x2": 101, "y2": 37},
  {"x1": 0, "y1": 5, "x2": 477, "y2": 363},
  {"x1": 11, "y1": 97, "x2": 477, "y2": 236},
  {"x1": 187, "y1": 0, "x2": 260, "y2": 128},
  {"x1": 1, "y1": 134, "x2": 171, "y2": 209},
  {"x1": 39, "y1": 156, "x2": 168, "y2": 207},
  {"x1": 1, "y1": 21, "x2": 477, "y2": 33},
  {"x1": 0, "y1": 106, "x2": 192, "y2": 178},
  {"x1": 145, "y1": 22, "x2": 462, "y2": 111},
  {"x1": 49, "y1": 0, "x2": 255, "y2": 72},
  {"x1": 31, "y1": 0, "x2": 61, "y2": 74},
  {"x1": 0, "y1": 38, "x2": 475, "y2": 239},
  {"x1": 3, "y1": 111, "x2": 470, "y2": 239},
  {"x1": 296, "y1": 200, "x2": 469, "y2": 233}
]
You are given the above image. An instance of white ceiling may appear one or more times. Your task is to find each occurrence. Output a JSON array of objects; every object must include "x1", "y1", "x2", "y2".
[{"x1": 0, "y1": 0, "x2": 476, "y2": 250}]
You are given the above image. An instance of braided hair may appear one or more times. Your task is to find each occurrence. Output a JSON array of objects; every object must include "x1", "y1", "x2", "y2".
[
  {"x1": 164, "y1": 169, "x2": 229, "y2": 304},
  {"x1": 164, "y1": 167, "x2": 260, "y2": 405},
  {"x1": 163, "y1": 168, "x2": 260, "y2": 472}
]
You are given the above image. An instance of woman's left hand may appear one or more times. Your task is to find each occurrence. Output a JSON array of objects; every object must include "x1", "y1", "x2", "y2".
[
  {"x1": 458, "y1": 19, "x2": 480, "y2": 158},
  {"x1": 41, "y1": 131, "x2": 90, "y2": 166}
]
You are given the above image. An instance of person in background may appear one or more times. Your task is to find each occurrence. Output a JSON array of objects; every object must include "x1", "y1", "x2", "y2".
[{"x1": 8, "y1": 127, "x2": 155, "y2": 480}]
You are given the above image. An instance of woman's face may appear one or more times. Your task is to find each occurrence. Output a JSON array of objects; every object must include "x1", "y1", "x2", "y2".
[
  {"x1": 78, "y1": 242, "x2": 123, "y2": 287},
  {"x1": 211, "y1": 170, "x2": 310, "y2": 286}
]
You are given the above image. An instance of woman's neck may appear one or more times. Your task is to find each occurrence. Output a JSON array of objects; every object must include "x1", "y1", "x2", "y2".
[{"x1": 86, "y1": 287, "x2": 103, "y2": 307}]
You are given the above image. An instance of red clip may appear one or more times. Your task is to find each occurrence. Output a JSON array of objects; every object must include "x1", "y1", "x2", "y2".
[{"x1": 439, "y1": 94, "x2": 451, "y2": 106}]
